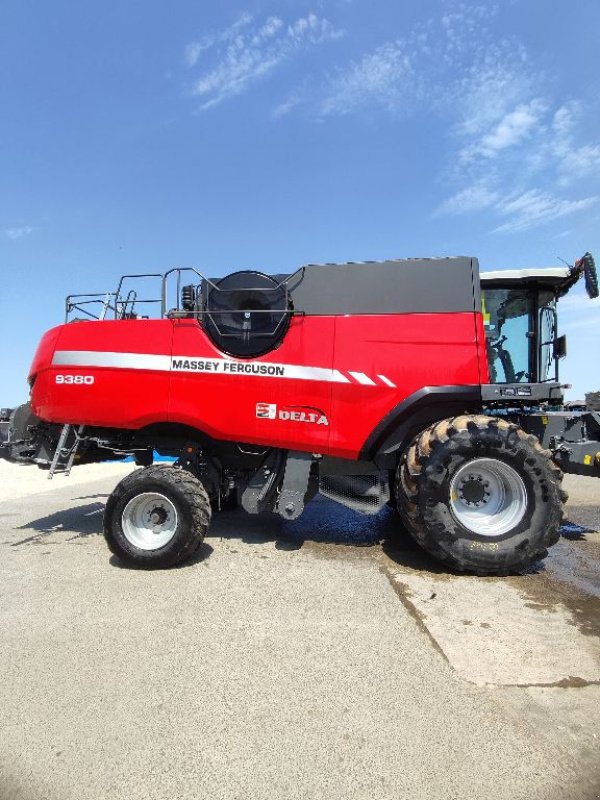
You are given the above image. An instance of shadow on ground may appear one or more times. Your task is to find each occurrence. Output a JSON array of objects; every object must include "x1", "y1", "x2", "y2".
[
  {"x1": 210, "y1": 498, "x2": 449, "y2": 574},
  {"x1": 12, "y1": 502, "x2": 105, "y2": 545},
  {"x1": 108, "y1": 542, "x2": 215, "y2": 570},
  {"x1": 10, "y1": 492, "x2": 447, "y2": 573},
  {"x1": 11, "y1": 495, "x2": 596, "y2": 585}
]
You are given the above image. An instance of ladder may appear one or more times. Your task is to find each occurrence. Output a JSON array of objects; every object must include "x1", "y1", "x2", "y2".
[{"x1": 48, "y1": 424, "x2": 85, "y2": 479}]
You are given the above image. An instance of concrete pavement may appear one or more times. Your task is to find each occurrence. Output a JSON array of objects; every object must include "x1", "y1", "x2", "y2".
[{"x1": 1, "y1": 469, "x2": 598, "y2": 800}]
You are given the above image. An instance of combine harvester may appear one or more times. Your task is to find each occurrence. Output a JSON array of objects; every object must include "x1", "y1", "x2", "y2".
[{"x1": 2, "y1": 252, "x2": 598, "y2": 574}]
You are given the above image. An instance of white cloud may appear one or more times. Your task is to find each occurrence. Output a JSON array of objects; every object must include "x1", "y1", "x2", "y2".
[
  {"x1": 184, "y1": 40, "x2": 213, "y2": 68},
  {"x1": 315, "y1": 5, "x2": 512, "y2": 119},
  {"x1": 319, "y1": 42, "x2": 414, "y2": 116},
  {"x1": 492, "y1": 191, "x2": 597, "y2": 233},
  {"x1": 549, "y1": 104, "x2": 600, "y2": 184},
  {"x1": 310, "y1": 2, "x2": 564, "y2": 142},
  {"x1": 451, "y1": 43, "x2": 534, "y2": 137},
  {"x1": 277, "y1": 2, "x2": 598, "y2": 234},
  {"x1": 4, "y1": 225, "x2": 32, "y2": 240},
  {"x1": 288, "y1": 13, "x2": 344, "y2": 44},
  {"x1": 552, "y1": 103, "x2": 576, "y2": 138},
  {"x1": 481, "y1": 103, "x2": 542, "y2": 152},
  {"x1": 459, "y1": 99, "x2": 547, "y2": 162},
  {"x1": 435, "y1": 184, "x2": 499, "y2": 215},
  {"x1": 272, "y1": 93, "x2": 304, "y2": 119},
  {"x1": 187, "y1": 13, "x2": 344, "y2": 110},
  {"x1": 185, "y1": 13, "x2": 255, "y2": 68},
  {"x1": 436, "y1": 181, "x2": 598, "y2": 234},
  {"x1": 563, "y1": 143, "x2": 600, "y2": 176},
  {"x1": 433, "y1": 40, "x2": 600, "y2": 234},
  {"x1": 181, "y1": 2, "x2": 600, "y2": 240}
]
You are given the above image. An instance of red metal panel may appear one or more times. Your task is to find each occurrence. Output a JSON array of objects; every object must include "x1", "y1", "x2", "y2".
[
  {"x1": 31, "y1": 320, "x2": 173, "y2": 428},
  {"x1": 29, "y1": 310, "x2": 482, "y2": 459},
  {"x1": 328, "y1": 312, "x2": 481, "y2": 458},
  {"x1": 29, "y1": 325, "x2": 63, "y2": 381},
  {"x1": 168, "y1": 317, "x2": 334, "y2": 452}
]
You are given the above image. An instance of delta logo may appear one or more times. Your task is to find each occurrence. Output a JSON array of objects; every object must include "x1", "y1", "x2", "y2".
[{"x1": 256, "y1": 403, "x2": 329, "y2": 426}]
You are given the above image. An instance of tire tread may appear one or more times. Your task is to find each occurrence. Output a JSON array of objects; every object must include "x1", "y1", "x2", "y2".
[
  {"x1": 104, "y1": 465, "x2": 211, "y2": 568},
  {"x1": 395, "y1": 415, "x2": 564, "y2": 575}
]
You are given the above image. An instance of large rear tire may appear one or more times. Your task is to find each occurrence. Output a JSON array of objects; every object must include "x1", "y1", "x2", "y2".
[
  {"x1": 104, "y1": 465, "x2": 211, "y2": 568},
  {"x1": 395, "y1": 415, "x2": 563, "y2": 574}
]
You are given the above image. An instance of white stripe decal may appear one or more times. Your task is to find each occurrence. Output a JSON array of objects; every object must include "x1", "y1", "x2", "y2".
[
  {"x1": 53, "y1": 350, "x2": 171, "y2": 371},
  {"x1": 52, "y1": 350, "x2": 351, "y2": 384},
  {"x1": 348, "y1": 371, "x2": 376, "y2": 386},
  {"x1": 52, "y1": 351, "x2": 397, "y2": 388}
]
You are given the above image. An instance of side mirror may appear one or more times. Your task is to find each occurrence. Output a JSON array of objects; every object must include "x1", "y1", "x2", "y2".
[
  {"x1": 554, "y1": 334, "x2": 567, "y2": 360},
  {"x1": 581, "y1": 252, "x2": 598, "y2": 299}
]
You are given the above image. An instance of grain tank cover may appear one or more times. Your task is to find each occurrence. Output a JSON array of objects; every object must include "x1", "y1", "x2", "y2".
[{"x1": 285, "y1": 257, "x2": 480, "y2": 315}]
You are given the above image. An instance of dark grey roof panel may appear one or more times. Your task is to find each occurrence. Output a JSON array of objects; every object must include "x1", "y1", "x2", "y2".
[{"x1": 286, "y1": 257, "x2": 480, "y2": 315}]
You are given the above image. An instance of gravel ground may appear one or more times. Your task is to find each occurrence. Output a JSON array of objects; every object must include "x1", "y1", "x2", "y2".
[{"x1": 0, "y1": 464, "x2": 598, "y2": 800}]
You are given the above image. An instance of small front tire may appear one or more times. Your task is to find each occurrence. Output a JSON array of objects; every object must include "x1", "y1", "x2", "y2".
[{"x1": 104, "y1": 465, "x2": 211, "y2": 568}]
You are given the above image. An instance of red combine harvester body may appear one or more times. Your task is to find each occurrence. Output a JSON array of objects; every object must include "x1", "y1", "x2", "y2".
[
  {"x1": 30, "y1": 306, "x2": 487, "y2": 459},
  {"x1": 4, "y1": 253, "x2": 598, "y2": 575}
]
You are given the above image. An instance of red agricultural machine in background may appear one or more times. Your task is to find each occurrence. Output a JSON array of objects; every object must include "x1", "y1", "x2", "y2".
[{"x1": 2, "y1": 252, "x2": 598, "y2": 574}]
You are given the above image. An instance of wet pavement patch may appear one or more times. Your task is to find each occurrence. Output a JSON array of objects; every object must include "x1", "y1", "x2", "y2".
[
  {"x1": 542, "y1": 534, "x2": 600, "y2": 602},
  {"x1": 388, "y1": 571, "x2": 600, "y2": 687},
  {"x1": 560, "y1": 521, "x2": 596, "y2": 540}
]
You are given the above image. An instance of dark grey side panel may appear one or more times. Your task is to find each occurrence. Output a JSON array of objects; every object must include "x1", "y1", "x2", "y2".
[
  {"x1": 286, "y1": 257, "x2": 479, "y2": 316},
  {"x1": 470, "y1": 259, "x2": 482, "y2": 316},
  {"x1": 481, "y1": 382, "x2": 563, "y2": 404}
]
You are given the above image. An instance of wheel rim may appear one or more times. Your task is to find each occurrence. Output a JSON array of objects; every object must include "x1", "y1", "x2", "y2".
[
  {"x1": 449, "y1": 458, "x2": 527, "y2": 536},
  {"x1": 121, "y1": 492, "x2": 178, "y2": 551}
]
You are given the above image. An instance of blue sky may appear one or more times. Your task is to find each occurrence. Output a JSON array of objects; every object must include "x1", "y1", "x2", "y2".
[{"x1": 1, "y1": 0, "x2": 599, "y2": 405}]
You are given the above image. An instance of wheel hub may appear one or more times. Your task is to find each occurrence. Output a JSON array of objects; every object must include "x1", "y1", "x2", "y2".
[
  {"x1": 449, "y1": 458, "x2": 528, "y2": 536},
  {"x1": 148, "y1": 506, "x2": 168, "y2": 527},
  {"x1": 457, "y1": 475, "x2": 489, "y2": 507},
  {"x1": 122, "y1": 492, "x2": 179, "y2": 551}
]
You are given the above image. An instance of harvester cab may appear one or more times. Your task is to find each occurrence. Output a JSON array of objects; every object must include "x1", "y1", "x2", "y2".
[
  {"x1": 481, "y1": 252, "x2": 597, "y2": 389},
  {"x1": 480, "y1": 252, "x2": 600, "y2": 478}
]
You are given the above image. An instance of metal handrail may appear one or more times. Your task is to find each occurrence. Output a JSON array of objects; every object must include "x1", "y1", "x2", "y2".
[
  {"x1": 113, "y1": 273, "x2": 163, "y2": 320},
  {"x1": 162, "y1": 265, "x2": 305, "y2": 315},
  {"x1": 64, "y1": 265, "x2": 306, "y2": 322},
  {"x1": 65, "y1": 293, "x2": 118, "y2": 322}
]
